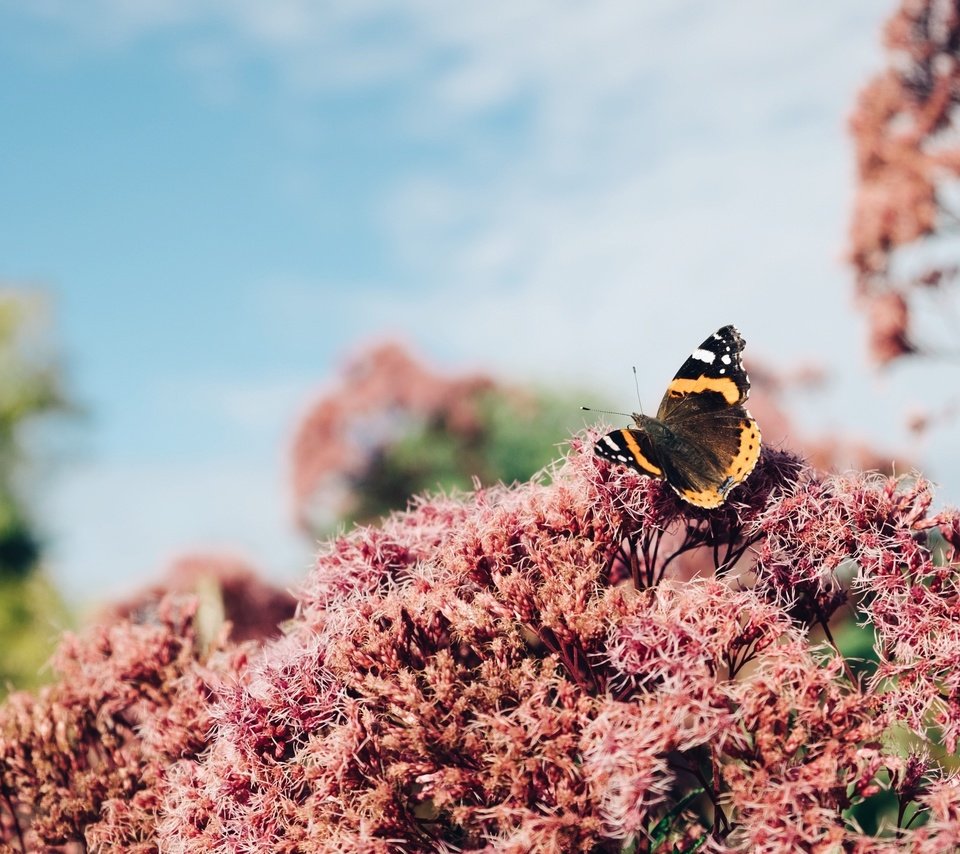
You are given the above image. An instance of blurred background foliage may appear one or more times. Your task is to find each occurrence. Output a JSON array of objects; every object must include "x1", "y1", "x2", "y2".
[
  {"x1": 0, "y1": 290, "x2": 73, "y2": 695},
  {"x1": 348, "y1": 385, "x2": 585, "y2": 527},
  {"x1": 289, "y1": 341, "x2": 590, "y2": 535}
]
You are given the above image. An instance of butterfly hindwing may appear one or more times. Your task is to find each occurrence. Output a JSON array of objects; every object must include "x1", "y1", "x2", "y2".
[{"x1": 658, "y1": 406, "x2": 761, "y2": 508}]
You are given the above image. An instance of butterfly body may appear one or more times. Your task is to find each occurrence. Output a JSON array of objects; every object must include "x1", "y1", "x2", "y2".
[{"x1": 594, "y1": 325, "x2": 761, "y2": 508}]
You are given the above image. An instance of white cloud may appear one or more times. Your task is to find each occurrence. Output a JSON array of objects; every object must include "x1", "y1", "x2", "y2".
[{"x1": 140, "y1": 0, "x2": 910, "y2": 440}]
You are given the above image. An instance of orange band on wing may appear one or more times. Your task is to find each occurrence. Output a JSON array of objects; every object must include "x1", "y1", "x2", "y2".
[
  {"x1": 727, "y1": 418, "x2": 761, "y2": 485},
  {"x1": 667, "y1": 376, "x2": 741, "y2": 404},
  {"x1": 679, "y1": 418, "x2": 761, "y2": 509},
  {"x1": 678, "y1": 486, "x2": 725, "y2": 509},
  {"x1": 619, "y1": 429, "x2": 663, "y2": 477}
]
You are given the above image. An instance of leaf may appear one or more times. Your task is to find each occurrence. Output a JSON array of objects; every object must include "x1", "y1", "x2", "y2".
[{"x1": 649, "y1": 787, "x2": 704, "y2": 848}]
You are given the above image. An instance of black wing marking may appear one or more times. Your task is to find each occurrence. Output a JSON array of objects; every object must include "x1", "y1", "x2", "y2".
[
  {"x1": 594, "y1": 428, "x2": 664, "y2": 479},
  {"x1": 657, "y1": 325, "x2": 750, "y2": 425}
]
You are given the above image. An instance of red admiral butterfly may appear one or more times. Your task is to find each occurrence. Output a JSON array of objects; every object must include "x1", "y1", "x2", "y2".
[{"x1": 590, "y1": 325, "x2": 761, "y2": 508}]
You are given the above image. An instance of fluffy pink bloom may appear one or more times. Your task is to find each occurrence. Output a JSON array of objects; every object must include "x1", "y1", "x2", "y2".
[
  {"x1": 6, "y1": 433, "x2": 960, "y2": 851},
  {"x1": 0, "y1": 596, "x2": 248, "y2": 850},
  {"x1": 150, "y1": 439, "x2": 960, "y2": 851}
]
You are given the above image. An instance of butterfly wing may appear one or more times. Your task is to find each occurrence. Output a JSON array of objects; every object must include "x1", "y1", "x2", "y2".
[
  {"x1": 655, "y1": 325, "x2": 761, "y2": 508},
  {"x1": 594, "y1": 427, "x2": 665, "y2": 480},
  {"x1": 657, "y1": 325, "x2": 750, "y2": 418},
  {"x1": 655, "y1": 410, "x2": 761, "y2": 507}
]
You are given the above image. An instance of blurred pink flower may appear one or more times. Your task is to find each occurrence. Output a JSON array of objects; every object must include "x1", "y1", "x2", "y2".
[
  {"x1": 0, "y1": 596, "x2": 248, "y2": 851},
  {"x1": 290, "y1": 341, "x2": 495, "y2": 530},
  {"x1": 104, "y1": 552, "x2": 295, "y2": 643},
  {"x1": 849, "y1": 0, "x2": 960, "y2": 366}
]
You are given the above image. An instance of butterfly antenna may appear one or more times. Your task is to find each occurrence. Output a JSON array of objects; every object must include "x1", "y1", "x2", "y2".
[
  {"x1": 633, "y1": 366, "x2": 645, "y2": 415},
  {"x1": 580, "y1": 406, "x2": 633, "y2": 419}
]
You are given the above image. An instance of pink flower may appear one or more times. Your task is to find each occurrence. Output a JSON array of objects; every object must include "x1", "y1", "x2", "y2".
[
  {"x1": 6, "y1": 435, "x2": 960, "y2": 851},
  {"x1": 0, "y1": 595, "x2": 246, "y2": 850},
  {"x1": 849, "y1": 0, "x2": 960, "y2": 366}
]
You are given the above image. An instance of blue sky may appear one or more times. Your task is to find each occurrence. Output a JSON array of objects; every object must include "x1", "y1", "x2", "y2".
[{"x1": 4, "y1": 1, "x2": 944, "y2": 603}]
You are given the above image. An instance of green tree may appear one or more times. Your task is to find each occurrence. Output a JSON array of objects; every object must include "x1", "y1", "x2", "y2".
[{"x1": 0, "y1": 290, "x2": 72, "y2": 693}]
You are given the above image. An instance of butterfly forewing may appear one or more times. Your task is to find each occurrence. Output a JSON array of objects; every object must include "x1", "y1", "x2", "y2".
[
  {"x1": 594, "y1": 427, "x2": 663, "y2": 478},
  {"x1": 657, "y1": 325, "x2": 749, "y2": 425}
]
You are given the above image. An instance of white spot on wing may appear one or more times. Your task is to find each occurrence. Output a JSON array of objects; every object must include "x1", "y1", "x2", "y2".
[
  {"x1": 691, "y1": 348, "x2": 715, "y2": 363},
  {"x1": 603, "y1": 436, "x2": 620, "y2": 450},
  {"x1": 721, "y1": 353, "x2": 732, "y2": 365}
]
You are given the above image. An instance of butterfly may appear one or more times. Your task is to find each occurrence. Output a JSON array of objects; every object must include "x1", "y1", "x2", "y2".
[{"x1": 591, "y1": 325, "x2": 761, "y2": 508}]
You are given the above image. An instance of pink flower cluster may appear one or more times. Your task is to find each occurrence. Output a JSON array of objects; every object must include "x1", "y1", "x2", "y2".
[
  {"x1": 290, "y1": 341, "x2": 495, "y2": 530},
  {"x1": 7, "y1": 435, "x2": 960, "y2": 851},
  {"x1": 849, "y1": 0, "x2": 960, "y2": 365},
  {"x1": 0, "y1": 596, "x2": 248, "y2": 851}
]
